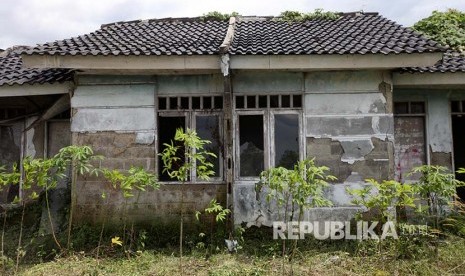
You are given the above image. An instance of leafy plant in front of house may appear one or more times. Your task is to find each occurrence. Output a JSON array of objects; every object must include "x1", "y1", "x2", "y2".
[
  {"x1": 195, "y1": 199, "x2": 231, "y2": 257},
  {"x1": 103, "y1": 166, "x2": 159, "y2": 199},
  {"x1": 347, "y1": 179, "x2": 416, "y2": 224},
  {"x1": 442, "y1": 195, "x2": 465, "y2": 238},
  {"x1": 409, "y1": 165, "x2": 465, "y2": 231},
  {"x1": 0, "y1": 165, "x2": 20, "y2": 270},
  {"x1": 347, "y1": 179, "x2": 417, "y2": 257},
  {"x1": 160, "y1": 128, "x2": 216, "y2": 274},
  {"x1": 101, "y1": 166, "x2": 159, "y2": 256},
  {"x1": 8, "y1": 145, "x2": 103, "y2": 270},
  {"x1": 257, "y1": 158, "x2": 335, "y2": 274},
  {"x1": 51, "y1": 145, "x2": 103, "y2": 250}
]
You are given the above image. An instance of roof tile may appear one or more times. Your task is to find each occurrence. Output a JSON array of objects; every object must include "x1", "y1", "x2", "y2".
[
  {"x1": 22, "y1": 13, "x2": 444, "y2": 57},
  {"x1": 229, "y1": 13, "x2": 444, "y2": 55},
  {"x1": 402, "y1": 51, "x2": 465, "y2": 73},
  {"x1": 23, "y1": 19, "x2": 229, "y2": 56},
  {"x1": 0, "y1": 47, "x2": 73, "y2": 86}
]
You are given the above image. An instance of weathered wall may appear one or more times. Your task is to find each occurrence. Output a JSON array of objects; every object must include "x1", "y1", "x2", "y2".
[
  {"x1": 232, "y1": 70, "x2": 391, "y2": 226},
  {"x1": 393, "y1": 89, "x2": 462, "y2": 169},
  {"x1": 72, "y1": 74, "x2": 226, "y2": 226},
  {"x1": 305, "y1": 70, "x2": 394, "y2": 205}
]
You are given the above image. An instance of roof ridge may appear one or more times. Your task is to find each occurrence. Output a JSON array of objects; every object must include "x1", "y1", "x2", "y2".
[
  {"x1": 100, "y1": 11, "x2": 382, "y2": 28},
  {"x1": 101, "y1": 16, "x2": 206, "y2": 29},
  {"x1": 0, "y1": 45, "x2": 31, "y2": 57}
]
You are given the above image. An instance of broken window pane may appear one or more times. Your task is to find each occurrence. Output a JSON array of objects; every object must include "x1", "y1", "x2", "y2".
[
  {"x1": 281, "y1": 95, "x2": 290, "y2": 108},
  {"x1": 293, "y1": 95, "x2": 302, "y2": 108},
  {"x1": 180, "y1": 97, "x2": 189, "y2": 109},
  {"x1": 394, "y1": 102, "x2": 409, "y2": 114},
  {"x1": 192, "y1": 97, "x2": 201, "y2": 109},
  {"x1": 203, "y1": 97, "x2": 212, "y2": 109},
  {"x1": 236, "y1": 96, "x2": 244, "y2": 109},
  {"x1": 410, "y1": 102, "x2": 425, "y2": 114},
  {"x1": 239, "y1": 115, "x2": 264, "y2": 177},
  {"x1": 158, "y1": 116, "x2": 186, "y2": 181},
  {"x1": 247, "y1": 96, "x2": 256, "y2": 108},
  {"x1": 275, "y1": 114, "x2": 299, "y2": 169},
  {"x1": 196, "y1": 115, "x2": 220, "y2": 177},
  {"x1": 169, "y1": 97, "x2": 178, "y2": 110},
  {"x1": 158, "y1": 98, "x2": 167, "y2": 110},
  {"x1": 258, "y1": 95, "x2": 267, "y2": 108},
  {"x1": 270, "y1": 95, "x2": 279, "y2": 108},
  {"x1": 214, "y1": 96, "x2": 223, "y2": 109}
]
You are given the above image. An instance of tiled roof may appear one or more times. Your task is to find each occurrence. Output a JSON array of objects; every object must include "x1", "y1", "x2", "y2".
[
  {"x1": 0, "y1": 47, "x2": 73, "y2": 86},
  {"x1": 402, "y1": 51, "x2": 465, "y2": 73},
  {"x1": 22, "y1": 13, "x2": 444, "y2": 57},
  {"x1": 23, "y1": 19, "x2": 229, "y2": 56},
  {"x1": 229, "y1": 13, "x2": 444, "y2": 55}
]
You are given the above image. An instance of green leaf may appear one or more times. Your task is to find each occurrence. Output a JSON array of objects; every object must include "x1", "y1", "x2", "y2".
[
  {"x1": 12, "y1": 196, "x2": 21, "y2": 204},
  {"x1": 29, "y1": 191, "x2": 39, "y2": 200}
]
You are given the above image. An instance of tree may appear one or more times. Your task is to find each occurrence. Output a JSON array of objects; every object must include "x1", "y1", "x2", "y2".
[
  {"x1": 412, "y1": 9, "x2": 465, "y2": 52},
  {"x1": 160, "y1": 128, "x2": 216, "y2": 274}
]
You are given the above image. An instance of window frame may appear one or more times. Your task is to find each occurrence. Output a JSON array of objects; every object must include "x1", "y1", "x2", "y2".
[
  {"x1": 157, "y1": 110, "x2": 223, "y2": 184},
  {"x1": 234, "y1": 94, "x2": 304, "y2": 181}
]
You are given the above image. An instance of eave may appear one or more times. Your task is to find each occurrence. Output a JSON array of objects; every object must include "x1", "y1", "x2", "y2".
[
  {"x1": 22, "y1": 55, "x2": 221, "y2": 71},
  {"x1": 22, "y1": 52, "x2": 444, "y2": 72},
  {"x1": 230, "y1": 53, "x2": 443, "y2": 70},
  {"x1": 0, "y1": 82, "x2": 72, "y2": 97},
  {"x1": 393, "y1": 72, "x2": 465, "y2": 88}
]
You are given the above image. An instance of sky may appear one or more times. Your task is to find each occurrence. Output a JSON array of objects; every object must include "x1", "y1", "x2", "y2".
[{"x1": 0, "y1": 0, "x2": 464, "y2": 50}]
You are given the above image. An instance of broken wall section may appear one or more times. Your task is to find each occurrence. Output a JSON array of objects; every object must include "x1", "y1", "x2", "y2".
[
  {"x1": 305, "y1": 70, "x2": 394, "y2": 206},
  {"x1": 71, "y1": 74, "x2": 226, "y2": 226}
]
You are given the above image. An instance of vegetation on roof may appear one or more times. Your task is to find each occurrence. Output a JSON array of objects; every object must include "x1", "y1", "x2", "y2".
[
  {"x1": 200, "y1": 11, "x2": 240, "y2": 22},
  {"x1": 278, "y1": 9, "x2": 341, "y2": 22},
  {"x1": 413, "y1": 9, "x2": 465, "y2": 52}
]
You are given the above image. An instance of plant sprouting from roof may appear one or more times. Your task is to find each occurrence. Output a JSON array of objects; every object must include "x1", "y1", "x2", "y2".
[
  {"x1": 413, "y1": 9, "x2": 465, "y2": 52},
  {"x1": 279, "y1": 9, "x2": 341, "y2": 22},
  {"x1": 201, "y1": 11, "x2": 240, "y2": 22}
]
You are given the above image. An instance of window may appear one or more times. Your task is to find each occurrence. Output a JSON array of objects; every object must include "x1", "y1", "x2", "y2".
[
  {"x1": 451, "y1": 100, "x2": 465, "y2": 114},
  {"x1": 157, "y1": 96, "x2": 222, "y2": 182},
  {"x1": 393, "y1": 101, "x2": 426, "y2": 182},
  {"x1": 235, "y1": 94, "x2": 302, "y2": 179}
]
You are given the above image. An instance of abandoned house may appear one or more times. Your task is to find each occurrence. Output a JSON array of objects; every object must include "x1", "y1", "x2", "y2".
[{"x1": 0, "y1": 12, "x2": 464, "y2": 227}]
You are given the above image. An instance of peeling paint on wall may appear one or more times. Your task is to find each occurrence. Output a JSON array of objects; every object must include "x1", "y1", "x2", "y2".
[
  {"x1": 340, "y1": 139, "x2": 374, "y2": 163},
  {"x1": 135, "y1": 132, "x2": 155, "y2": 145}
]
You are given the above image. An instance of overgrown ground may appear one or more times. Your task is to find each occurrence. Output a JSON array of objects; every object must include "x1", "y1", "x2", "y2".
[{"x1": 2, "y1": 221, "x2": 465, "y2": 276}]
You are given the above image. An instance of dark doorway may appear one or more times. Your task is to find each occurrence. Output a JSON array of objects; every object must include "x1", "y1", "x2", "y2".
[{"x1": 452, "y1": 115, "x2": 465, "y2": 200}]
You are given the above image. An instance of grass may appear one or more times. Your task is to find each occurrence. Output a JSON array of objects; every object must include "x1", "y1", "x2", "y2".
[
  {"x1": 2, "y1": 207, "x2": 465, "y2": 275},
  {"x1": 14, "y1": 237, "x2": 465, "y2": 275}
]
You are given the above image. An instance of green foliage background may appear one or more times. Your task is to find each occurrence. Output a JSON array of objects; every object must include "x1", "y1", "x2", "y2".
[{"x1": 413, "y1": 9, "x2": 465, "y2": 52}]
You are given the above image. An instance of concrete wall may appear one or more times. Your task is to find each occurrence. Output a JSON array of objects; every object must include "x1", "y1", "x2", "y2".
[
  {"x1": 232, "y1": 70, "x2": 392, "y2": 226},
  {"x1": 305, "y1": 70, "x2": 394, "y2": 206},
  {"x1": 71, "y1": 74, "x2": 226, "y2": 226},
  {"x1": 71, "y1": 73, "x2": 465, "y2": 227}
]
